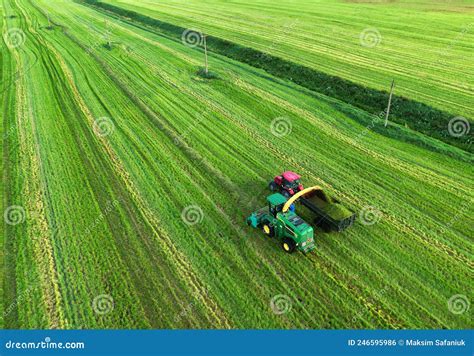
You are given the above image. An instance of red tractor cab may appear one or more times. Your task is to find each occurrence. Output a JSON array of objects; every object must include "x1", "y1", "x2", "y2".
[{"x1": 269, "y1": 171, "x2": 304, "y2": 198}]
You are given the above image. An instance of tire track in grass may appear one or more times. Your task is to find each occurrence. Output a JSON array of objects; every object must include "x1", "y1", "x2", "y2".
[
  {"x1": 16, "y1": 0, "x2": 112, "y2": 325},
  {"x1": 35, "y1": 4, "x2": 286, "y2": 330},
  {"x1": 1, "y1": 2, "x2": 20, "y2": 328},
  {"x1": 73, "y1": 47, "x2": 261, "y2": 329},
  {"x1": 35, "y1": 17, "x2": 231, "y2": 328},
  {"x1": 11, "y1": 0, "x2": 141, "y2": 327},
  {"x1": 2, "y1": 0, "x2": 27, "y2": 327},
  {"x1": 318, "y1": 230, "x2": 450, "y2": 328},
  {"x1": 93, "y1": 27, "x2": 469, "y2": 327},
  {"x1": 87, "y1": 38, "x2": 358, "y2": 328},
  {"x1": 51, "y1": 11, "x2": 318, "y2": 328},
  {"x1": 130, "y1": 33, "x2": 470, "y2": 328},
  {"x1": 115, "y1": 69, "x2": 367, "y2": 327},
  {"x1": 18, "y1": 0, "x2": 199, "y2": 328},
  {"x1": 156, "y1": 67, "x2": 471, "y2": 266},
  {"x1": 64, "y1": 0, "x2": 473, "y2": 224},
  {"x1": 233, "y1": 78, "x2": 471, "y2": 199},
  {"x1": 5, "y1": 1, "x2": 65, "y2": 325},
  {"x1": 306, "y1": 255, "x2": 404, "y2": 328},
  {"x1": 16, "y1": 0, "x2": 472, "y2": 328},
  {"x1": 9, "y1": 46, "x2": 64, "y2": 327},
  {"x1": 147, "y1": 68, "x2": 466, "y2": 322},
  {"x1": 81, "y1": 0, "x2": 474, "y2": 152},
  {"x1": 229, "y1": 79, "x2": 472, "y2": 266},
  {"x1": 43, "y1": 48, "x2": 206, "y2": 327},
  {"x1": 11, "y1": 0, "x2": 134, "y2": 327},
  {"x1": 322, "y1": 230, "x2": 453, "y2": 328},
  {"x1": 76, "y1": 0, "x2": 474, "y2": 172}
]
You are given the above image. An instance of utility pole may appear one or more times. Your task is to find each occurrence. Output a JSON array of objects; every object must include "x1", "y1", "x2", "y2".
[
  {"x1": 105, "y1": 20, "x2": 111, "y2": 49},
  {"x1": 384, "y1": 79, "x2": 395, "y2": 127},
  {"x1": 203, "y1": 34, "x2": 208, "y2": 75}
]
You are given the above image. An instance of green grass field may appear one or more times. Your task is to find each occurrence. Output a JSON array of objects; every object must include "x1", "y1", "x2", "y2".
[
  {"x1": 1, "y1": 0, "x2": 472, "y2": 329},
  {"x1": 101, "y1": 0, "x2": 474, "y2": 118}
]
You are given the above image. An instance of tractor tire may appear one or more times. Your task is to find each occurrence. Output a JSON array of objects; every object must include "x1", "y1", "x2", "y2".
[
  {"x1": 282, "y1": 190, "x2": 291, "y2": 199},
  {"x1": 268, "y1": 181, "x2": 277, "y2": 191},
  {"x1": 262, "y1": 223, "x2": 275, "y2": 237},
  {"x1": 282, "y1": 238, "x2": 296, "y2": 253}
]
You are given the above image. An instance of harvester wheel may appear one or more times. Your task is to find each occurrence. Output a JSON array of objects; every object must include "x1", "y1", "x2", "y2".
[
  {"x1": 282, "y1": 238, "x2": 296, "y2": 253},
  {"x1": 262, "y1": 224, "x2": 275, "y2": 237}
]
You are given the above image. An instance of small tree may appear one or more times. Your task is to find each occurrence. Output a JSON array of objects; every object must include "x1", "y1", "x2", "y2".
[
  {"x1": 104, "y1": 20, "x2": 111, "y2": 49},
  {"x1": 384, "y1": 80, "x2": 395, "y2": 127},
  {"x1": 203, "y1": 34, "x2": 208, "y2": 75},
  {"x1": 46, "y1": 12, "x2": 53, "y2": 30}
]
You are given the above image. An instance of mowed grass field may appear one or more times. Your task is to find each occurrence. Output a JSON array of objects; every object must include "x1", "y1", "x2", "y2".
[
  {"x1": 102, "y1": 0, "x2": 474, "y2": 119},
  {"x1": 1, "y1": 0, "x2": 472, "y2": 329}
]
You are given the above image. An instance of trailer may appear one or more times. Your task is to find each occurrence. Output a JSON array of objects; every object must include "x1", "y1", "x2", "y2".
[{"x1": 300, "y1": 189, "x2": 355, "y2": 232}]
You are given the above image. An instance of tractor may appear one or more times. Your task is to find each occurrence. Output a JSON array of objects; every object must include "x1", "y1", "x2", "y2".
[
  {"x1": 246, "y1": 193, "x2": 315, "y2": 253},
  {"x1": 269, "y1": 171, "x2": 304, "y2": 198}
]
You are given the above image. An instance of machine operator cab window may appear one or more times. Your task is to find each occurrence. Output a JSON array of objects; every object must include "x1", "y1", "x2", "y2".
[
  {"x1": 267, "y1": 193, "x2": 294, "y2": 217},
  {"x1": 283, "y1": 177, "x2": 300, "y2": 190}
]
